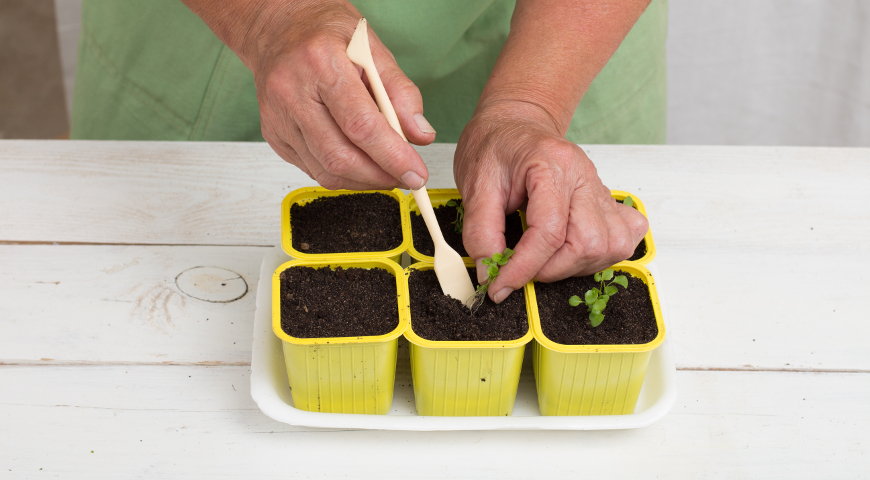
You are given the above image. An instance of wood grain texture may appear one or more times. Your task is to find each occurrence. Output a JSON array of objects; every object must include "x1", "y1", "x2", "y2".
[
  {"x1": 1, "y1": 365, "x2": 867, "y2": 478},
  {"x1": 2, "y1": 141, "x2": 868, "y2": 254},
  {"x1": 0, "y1": 245, "x2": 266, "y2": 365}
]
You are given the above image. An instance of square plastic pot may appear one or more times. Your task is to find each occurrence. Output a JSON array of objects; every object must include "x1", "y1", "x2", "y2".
[
  {"x1": 281, "y1": 186, "x2": 411, "y2": 262},
  {"x1": 405, "y1": 189, "x2": 527, "y2": 264},
  {"x1": 528, "y1": 263, "x2": 666, "y2": 416},
  {"x1": 272, "y1": 258, "x2": 409, "y2": 415},
  {"x1": 611, "y1": 190, "x2": 656, "y2": 265},
  {"x1": 403, "y1": 262, "x2": 534, "y2": 416}
]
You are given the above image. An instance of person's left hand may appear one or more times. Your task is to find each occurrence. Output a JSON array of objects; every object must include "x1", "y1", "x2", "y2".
[{"x1": 455, "y1": 100, "x2": 649, "y2": 303}]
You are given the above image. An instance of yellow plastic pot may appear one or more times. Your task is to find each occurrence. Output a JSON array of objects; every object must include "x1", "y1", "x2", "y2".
[
  {"x1": 281, "y1": 187, "x2": 411, "y2": 262},
  {"x1": 405, "y1": 189, "x2": 527, "y2": 263},
  {"x1": 611, "y1": 190, "x2": 656, "y2": 265},
  {"x1": 529, "y1": 263, "x2": 666, "y2": 416},
  {"x1": 403, "y1": 262, "x2": 534, "y2": 416},
  {"x1": 272, "y1": 258, "x2": 409, "y2": 415}
]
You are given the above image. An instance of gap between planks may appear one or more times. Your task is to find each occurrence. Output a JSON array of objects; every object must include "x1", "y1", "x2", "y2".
[{"x1": 1, "y1": 360, "x2": 868, "y2": 374}]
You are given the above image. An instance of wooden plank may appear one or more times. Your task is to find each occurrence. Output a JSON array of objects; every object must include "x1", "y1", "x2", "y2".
[
  {"x1": 0, "y1": 245, "x2": 266, "y2": 365},
  {"x1": 0, "y1": 140, "x2": 457, "y2": 245},
  {"x1": 1, "y1": 365, "x2": 867, "y2": 478},
  {"x1": 3, "y1": 244, "x2": 869, "y2": 372},
  {"x1": 2, "y1": 141, "x2": 868, "y2": 255}
]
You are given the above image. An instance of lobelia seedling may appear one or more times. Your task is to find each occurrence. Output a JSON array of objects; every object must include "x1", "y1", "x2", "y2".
[
  {"x1": 445, "y1": 199, "x2": 465, "y2": 233},
  {"x1": 622, "y1": 195, "x2": 634, "y2": 208},
  {"x1": 469, "y1": 247, "x2": 514, "y2": 310},
  {"x1": 568, "y1": 268, "x2": 628, "y2": 327}
]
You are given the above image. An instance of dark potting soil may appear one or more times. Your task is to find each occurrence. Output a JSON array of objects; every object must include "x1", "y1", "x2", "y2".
[
  {"x1": 279, "y1": 266, "x2": 398, "y2": 338},
  {"x1": 290, "y1": 193, "x2": 402, "y2": 253},
  {"x1": 627, "y1": 238, "x2": 647, "y2": 262},
  {"x1": 408, "y1": 268, "x2": 528, "y2": 342},
  {"x1": 410, "y1": 200, "x2": 524, "y2": 257},
  {"x1": 535, "y1": 271, "x2": 658, "y2": 345}
]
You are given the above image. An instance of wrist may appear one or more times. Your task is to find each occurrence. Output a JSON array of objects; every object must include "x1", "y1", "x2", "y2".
[{"x1": 472, "y1": 97, "x2": 565, "y2": 137}]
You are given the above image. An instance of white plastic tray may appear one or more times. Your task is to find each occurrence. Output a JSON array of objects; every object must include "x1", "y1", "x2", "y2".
[{"x1": 250, "y1": 245, "x2": 677, "y2": 430}]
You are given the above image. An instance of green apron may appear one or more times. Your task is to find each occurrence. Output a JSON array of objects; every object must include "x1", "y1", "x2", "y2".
[{"x1": 71, "y1": 0, "x2": 667, "y2": 144}]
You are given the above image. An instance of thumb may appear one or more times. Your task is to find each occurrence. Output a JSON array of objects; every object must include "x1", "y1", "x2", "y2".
[{"x1": 461, "y1": 186, "x2": 508, "y2": 285}]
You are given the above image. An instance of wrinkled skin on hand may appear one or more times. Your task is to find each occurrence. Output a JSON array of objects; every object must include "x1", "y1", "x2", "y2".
[
  {"x1": 455, "y1": 101, "x2": 649, "y2": 303},
  {"x1": 248, "y1": 1, "x2": 435, "y2": 190}
]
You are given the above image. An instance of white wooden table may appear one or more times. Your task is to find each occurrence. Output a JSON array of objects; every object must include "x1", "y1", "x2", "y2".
[{"x1": 2, "y1": 140, "x2": 868, "y2": 478}]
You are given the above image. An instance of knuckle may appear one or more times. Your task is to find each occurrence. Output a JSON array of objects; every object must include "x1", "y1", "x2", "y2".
[
  {"x1": 611, "y1": 234, "x2": 636, "y2": 261},
  {"x1": 344, "y1": 110, "x2": 380, "y2": 143},
  {"x1": 581, "y1": 233, "x2": 608, "y2": 260},
  {"x1": 319, "y1": 148, "x2": 355, "y2": 177},
  {"x1": 537, "y1": 226, "x2": 567, "y2": 253},
  {"x1": 314, "y1": 172, "x2": 345, "y2": 191}
]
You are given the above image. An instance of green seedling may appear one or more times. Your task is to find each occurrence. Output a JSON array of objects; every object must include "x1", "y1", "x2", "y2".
[
  {"x1": 622, "y1": 196, "x2": 634, "y2": 208},
  {"x1": 568, "y1": 268, "x2": 628, "y2": 327},
  {"x1": 469, "y1": 247, "x2": 514, "y2": 310},
  {"x1": 445, "y1": 199, "x2": 465, "y2": 233}
]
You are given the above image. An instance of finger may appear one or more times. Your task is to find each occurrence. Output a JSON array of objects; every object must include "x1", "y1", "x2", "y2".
[
  {"x1": 461, "y1": 182, "x2": 509, "y2": 284},
  {"x1": 283, "y1": 121, "x2": 388, "y2": 191},
  {"x1": 319, "y1": 50, "x2": 429, "y2": 189},
  {"x1": 614, "y1": 201, "x2": 650, "y2": 246},
  {"x1": 372, "y1": 44, "x2": 436, "y2": 146},
  {"x1": 486, "y1": 171, "x2": 571, "y2": 303},
  {"x1": 263, "y1": 128, "x2": 314, "y2": 180},
  {"x1": 295, "y1": 98, "x2": 400, "y2": 189}
]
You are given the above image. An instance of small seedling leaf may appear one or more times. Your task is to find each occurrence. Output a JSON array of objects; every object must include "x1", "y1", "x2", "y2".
[
  {"x1": 492, "y1": 253, "x2": 504, "y2": 263},
  {"x1": 592, "y1": 299, "x2": 606, "y2": 311},
  {"x1": 503, "y1": 248, "x2": 514, "y2": 260},
  {"x1": 623, "y1": 196, "x2": 634, "y2": 208},
  {"x1": 446, "y1": 200, "x2": 457, "y2": 207},
  {"x1": 584, "y1": 290, "x2": 598, "y2": 304},
  {"x1": 487, "y1": 265, "x2": 498, "y2": 277},
  {"x1": 599, "y1": 294, "x2": 610, "y2": 303},
  {"x1": 612, "y1": 275, "x2": 628, "y2": 289},
  {"x1": 602, "y1": 269, "x2": 614, "y2": 281},
  {"x1": 569, "y1": 295, "x2": 582, "y2": 307},
  {"x1": 589, "y1": 312, "x2": 605, "y2": 327},
  {"x1": 593, "y1": 272, "x2": 602, "y2": 282},
  {"x1": 604, "y1": 285, "x2": 618, "y2": 296}
]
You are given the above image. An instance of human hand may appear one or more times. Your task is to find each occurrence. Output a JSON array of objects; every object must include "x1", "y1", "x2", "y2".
[
  {"x1": 220, "y1": 0, "x2": 435, "y2": 190},
  {"x1": 455, "y1": 101, "x2": 649, "y2": 303}
]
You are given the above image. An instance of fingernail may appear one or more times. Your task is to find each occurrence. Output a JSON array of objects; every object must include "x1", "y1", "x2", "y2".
[
  {"x1": 493, "y1": 288, "x2": 513, "y2": 304},
  {"x1": 475, "y1": 259, "x2": 487, "y2": 284},
  {"x1": 414, "y1": 113, "x2": 436, "y2": 134},
  {"x1": 401, "y1": 171, "x2": 425, "y2": 190}
]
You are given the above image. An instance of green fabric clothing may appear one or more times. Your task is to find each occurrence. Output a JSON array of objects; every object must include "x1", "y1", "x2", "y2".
[{"x1": 71, "y1": 0, "x2": 667, "y2": 144}]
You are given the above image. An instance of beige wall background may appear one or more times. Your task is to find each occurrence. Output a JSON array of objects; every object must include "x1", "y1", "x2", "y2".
[{"x1": 2, "y1": 0, "x2": 869, "y2": 146}]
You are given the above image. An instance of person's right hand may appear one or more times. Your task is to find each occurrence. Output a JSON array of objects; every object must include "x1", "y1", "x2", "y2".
[{"x1": 203, "y1": 0, "x2": 436, "y2": 190}]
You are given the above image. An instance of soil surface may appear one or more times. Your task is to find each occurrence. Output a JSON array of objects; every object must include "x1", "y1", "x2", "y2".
[
  {"x1": 279, "y1": 266, "x2": 398, "y2": 338},
  {"x1": 408, "y1": 268, "x2": 528, "y2": 342},
  {"x1": 627, "y1": 238, "x2": 647, "y2": 262},
  {"x1": 536, "y1": 271, "x2": 658, "y2": 345},
  {"x1": 291, "y1": 193, "x2": 402, "y2": 253},
  {"x1": 410, "y1": 200, "x2": 524, "y2": 257}
]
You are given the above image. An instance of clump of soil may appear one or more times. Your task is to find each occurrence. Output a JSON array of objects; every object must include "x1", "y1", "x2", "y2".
[
  {"x1": 280, "y1": 266, "x2": 398, "y2": 338},
  {"x1": 535, "y1": 272, "x2": 658, "y2": 345},
  {"x1": 408, "y1": 268, "x2": 527, "y2": 342},
  {"x1": 410, "y1": 200, "x2": 524, "y2": 257},
  {"x1": 627, "y1": 238, "x2": 647, "y2": 262},
  {"x1": 291, "y1": 193, "x2": 402, "y2": 253}
]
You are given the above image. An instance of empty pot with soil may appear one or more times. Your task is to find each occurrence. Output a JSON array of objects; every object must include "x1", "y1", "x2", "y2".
[
  {"x1": 406, "y1": 188, "x2": 525, "y2": 263},
  {"x1": 529, "y1": 263, "x2": 665, "y2": 416},
  {"x1": 403, "y1": 262, "x2": 534, "y2": 416},
  {"x1": 272, "y1": 258, "x2": 408, "y2": 415},
  {"x1": 281, "y1": 187, "x2": 410, "y2": 261}
]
